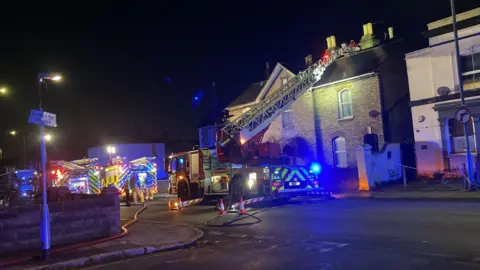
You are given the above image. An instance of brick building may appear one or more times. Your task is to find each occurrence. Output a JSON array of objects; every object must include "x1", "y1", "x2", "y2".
[{"x1": 260, "y1": 25, "x2": 414, "y2": 171}]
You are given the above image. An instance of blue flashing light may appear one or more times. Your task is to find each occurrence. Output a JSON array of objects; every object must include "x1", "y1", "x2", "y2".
[
  {"x1": 194, "y1": 96, "x2": 199, "y2": 100},
  {"x1": 179, "y1": 158, "x2": 184, "y2": 163},
  {"x1": 310, "y1": 162, "x2": 322, "y2": 174}
]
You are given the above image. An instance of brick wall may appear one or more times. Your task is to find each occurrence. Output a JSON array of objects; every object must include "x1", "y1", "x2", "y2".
[
  {"x1": 261, "y1": 90, "x2": 317, "y2": 165},
  {"x1": 0, "y1": 191, "x2": 120, "y2": 254},
  {"x1": 313, "y1": 75, "x2": 384, "y2": 168}
]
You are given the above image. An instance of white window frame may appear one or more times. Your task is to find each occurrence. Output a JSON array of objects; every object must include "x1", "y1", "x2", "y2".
[
  {"x1": 461, "y1": 52, "x2": 480, "y2": 90},
  {"x1": 333, "y1": 136, "x2": 348, "y2": 168},
  {"x1": 338, "y1": 88, "x2": 353, "y2": 119},
  {"x1": 282, "y1": 110, "x2": 293, "y2": 128}
]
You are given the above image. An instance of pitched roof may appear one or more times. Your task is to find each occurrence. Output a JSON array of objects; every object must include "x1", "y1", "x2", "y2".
[
  {"x1": 312, "y1": 40, "x2": 403, "y2": 87},
  {"x1": 227, "y1": 81, "x2": 266, "y2": 108}
]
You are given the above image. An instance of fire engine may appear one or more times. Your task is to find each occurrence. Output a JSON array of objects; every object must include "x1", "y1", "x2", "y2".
[
  {"x1": 166, "y1": 147, "x2": 324, "y2": 201},
  {"x1": 167, "y1": 44, "x2": 361, "y2": 201}
]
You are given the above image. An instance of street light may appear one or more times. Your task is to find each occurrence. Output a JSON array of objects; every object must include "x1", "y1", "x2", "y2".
[
  {"x1": 44, "y1": 134, "x2": 52, "y2": 141},
  {"x1": 37, "y1": 72, "x2": 62, "y2": 260},
  {"x1": 106, "y1": 145, "x2": 116, "y2": 162},
  {"x1": 0, "y1": 88, "x2": 6, "y2": 95},
  {"x1": 107, "y1": 145, "x2": 116, "y2": 154},
  {"x1": 9, "y1": 130, "x2": 16, "y2": 136}
]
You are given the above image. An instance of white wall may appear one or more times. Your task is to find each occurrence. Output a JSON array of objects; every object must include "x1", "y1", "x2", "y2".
[
  {"x1": 356, "y1": 143, "x2": 402, "y2": 190},
  {"x1": 406, "y1": 23, "x2": 480, "y2": 173}
]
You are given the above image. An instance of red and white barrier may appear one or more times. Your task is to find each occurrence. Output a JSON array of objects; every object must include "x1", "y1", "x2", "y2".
[{"x1": 231, "y1": 196, "x2": 266, "y2": 209}]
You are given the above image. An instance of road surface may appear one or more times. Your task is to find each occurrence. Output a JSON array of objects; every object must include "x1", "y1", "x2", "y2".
[{"x1": 92, "y1": 199, "x2": 480, "y2": 269}]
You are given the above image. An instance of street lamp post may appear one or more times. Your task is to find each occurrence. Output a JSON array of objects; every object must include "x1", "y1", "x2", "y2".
[
  {"x1": 37, "y1": 73, "x2": 61, "y2": 260},
  {"x1": 450, "y1": 0, "x2": 475, "y2": 189}
]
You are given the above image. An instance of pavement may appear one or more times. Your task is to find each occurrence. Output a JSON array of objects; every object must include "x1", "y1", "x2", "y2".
[
  {"x1": 3, "y1": 202, "x2": 203, "y2": 270},
  {"x1": 83, "y1": 198, "x2": 480, "y2": 270},
  {"x1": 336, "y1": 178, "x2": 480, "y2": 201}
]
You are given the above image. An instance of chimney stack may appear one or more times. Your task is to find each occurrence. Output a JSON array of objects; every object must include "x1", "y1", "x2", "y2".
[
  {"x1": 388, "y1": 27, "x2": 394, "y2": 39},
  {"x1": 359, "y1": 22, "x2": 380, "y2": 49}
]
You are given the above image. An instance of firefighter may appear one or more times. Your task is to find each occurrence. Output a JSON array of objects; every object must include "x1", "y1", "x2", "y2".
[{"x1": 131, "y1": 174, "x2": 144, "y2": 205}]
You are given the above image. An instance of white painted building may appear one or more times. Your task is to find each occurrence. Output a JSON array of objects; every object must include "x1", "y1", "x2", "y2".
[{"x1": 406, "y1": 8, "x2": 480, "y2": 175}]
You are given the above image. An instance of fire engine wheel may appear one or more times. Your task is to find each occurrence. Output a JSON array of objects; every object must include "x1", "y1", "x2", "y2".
[{"x1": 229, "y1": 174, "x2": 244, "y2": 202}]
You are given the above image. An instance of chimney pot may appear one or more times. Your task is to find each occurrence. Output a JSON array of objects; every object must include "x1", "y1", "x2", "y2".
[
  {"x1": 330, "y1": 36, "x2": 337, "y2": 48},
  {"x1": 388, "y1": 27, "x2": 394, "y2": 39},
  {"x1": 367, "y1": 22, "x2": 373, "y2": 35},
  {"x1": 362, "y1": 24, "x2": 368, "y2": 36},
  {"x1": 326, "y1": 37, "x2": 332, "y2": 49}
]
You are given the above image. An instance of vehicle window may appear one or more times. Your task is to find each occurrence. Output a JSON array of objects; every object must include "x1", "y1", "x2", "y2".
[{"x1": 178, "y1": 158, "x2": 184, "y2": 170}]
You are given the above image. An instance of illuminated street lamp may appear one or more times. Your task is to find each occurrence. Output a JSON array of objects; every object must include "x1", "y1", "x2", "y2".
[
  {"x1": 106, "y1": 145, "x2": 116, "y2": 154},
  {"x1": 9, "y1": 130, "x2": 16, "y2": 136},
  {"x1": 37, "y1": 73, "x2": 62, "y2": 260},
  {"x1": 106, "y1": 145, "x2": 116, "y2": 162},
  {"x1": 0, "y1": 88, "x2": 6, "y2": 95},
  {"x1": 44, "y1": 134, "x2": 52, "y2": 141}
]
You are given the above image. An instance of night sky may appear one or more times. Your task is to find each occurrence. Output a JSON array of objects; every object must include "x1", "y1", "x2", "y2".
[{"x1": 0, "y1": 0, "x2": 478, "y2": 161}]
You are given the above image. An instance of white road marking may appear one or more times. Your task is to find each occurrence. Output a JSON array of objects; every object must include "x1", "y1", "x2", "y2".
[
  {"x1": 228, "y1": 233, "x2": 247, "y2": 238},
  {"x1": 268, "y1": 244, "x2": 279, "y2": 249},
  {"x1": 208, "y1": 231, "x2": 224, "y2": 236},
  {"x1": 319, "y1": 241, "x2": 349, "y2": 248}
]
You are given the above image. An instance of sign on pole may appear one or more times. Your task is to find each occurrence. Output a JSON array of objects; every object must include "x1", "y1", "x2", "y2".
[
  {"x1": 42, "y1": 112, "x2": 57, "y2": 127},
  {"x1": 28, "y1": 110, "x2": 57, "y2": 127},
  {"x1": 455, "y1": 107, "x2": 471, "y2": 124}
]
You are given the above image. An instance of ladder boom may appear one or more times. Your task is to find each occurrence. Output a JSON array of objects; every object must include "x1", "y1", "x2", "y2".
[{"x1": 220, "y1": 45, "x2": 360, "y2": 145}]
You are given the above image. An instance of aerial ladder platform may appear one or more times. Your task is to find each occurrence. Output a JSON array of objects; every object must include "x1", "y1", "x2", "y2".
[{"x1": 217, "y1": 43, "x2": 361, "y2": 162}]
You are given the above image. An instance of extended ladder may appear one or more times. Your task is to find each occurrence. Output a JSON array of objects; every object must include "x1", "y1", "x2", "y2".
[{"x1": 219, "y1": 45, "x2": 360, "y2": 146}]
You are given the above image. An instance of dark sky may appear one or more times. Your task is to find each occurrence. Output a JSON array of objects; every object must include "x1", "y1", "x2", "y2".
[{"x1": 0, "y1": 0, "x2": 478, "y2": 161}]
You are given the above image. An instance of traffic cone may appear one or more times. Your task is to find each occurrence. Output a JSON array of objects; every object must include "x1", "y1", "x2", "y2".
[
  {"x1": 219, "y1": 199, "x2": 225, "y2": 215},
  {"x1": 178, "y1": 198, "x2": 183, "y2": 211},
  {"x1": 239, "y1": 197, "x2": 246, "y2": 215}
]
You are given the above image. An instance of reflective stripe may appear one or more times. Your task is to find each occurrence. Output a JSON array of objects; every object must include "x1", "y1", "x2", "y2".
[{"x1": 88, "y1": 167, "x2": 100, "y2": 194}]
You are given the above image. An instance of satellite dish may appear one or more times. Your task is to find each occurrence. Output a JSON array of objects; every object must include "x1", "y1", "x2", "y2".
[{"x1": 437, "y1": 86, "x2": 451, "y2": 96}]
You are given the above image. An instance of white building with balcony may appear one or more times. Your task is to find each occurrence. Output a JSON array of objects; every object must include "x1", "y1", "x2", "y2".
[{"x1": 406, "y1": 8, "x2": 480, "y2": 175}]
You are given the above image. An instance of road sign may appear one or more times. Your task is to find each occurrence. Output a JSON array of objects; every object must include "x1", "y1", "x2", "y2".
[
  {"x1": 28, "y1": 110, "x2": 57, "y2": 127},
  {"x1": 455, "y1": 107, "x2": 471, "y2": 124},
  {"x1": 42, "y1": 112, "x2": 57, "y2": 127}
]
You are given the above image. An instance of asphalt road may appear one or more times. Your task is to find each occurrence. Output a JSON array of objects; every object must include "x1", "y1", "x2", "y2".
[{"x1": 89, "y1": 198, "x2": 480, "y2": 269}]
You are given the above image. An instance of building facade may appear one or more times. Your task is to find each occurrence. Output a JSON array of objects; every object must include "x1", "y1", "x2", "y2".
[
  {"x1": 406, "y1": 8, "x2": 480, "y2": 174},
  {"x1": 200, "y1": 23, "x2": 414, "y2": 189}
]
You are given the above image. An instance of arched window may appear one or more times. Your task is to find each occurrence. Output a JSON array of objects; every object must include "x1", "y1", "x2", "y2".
[
  {"x1": 338, "y1": 89, "x2": 353, "y2": 119},
  {"x1": 333, "y1": 136, "x2": 347, "y2": 168}
]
